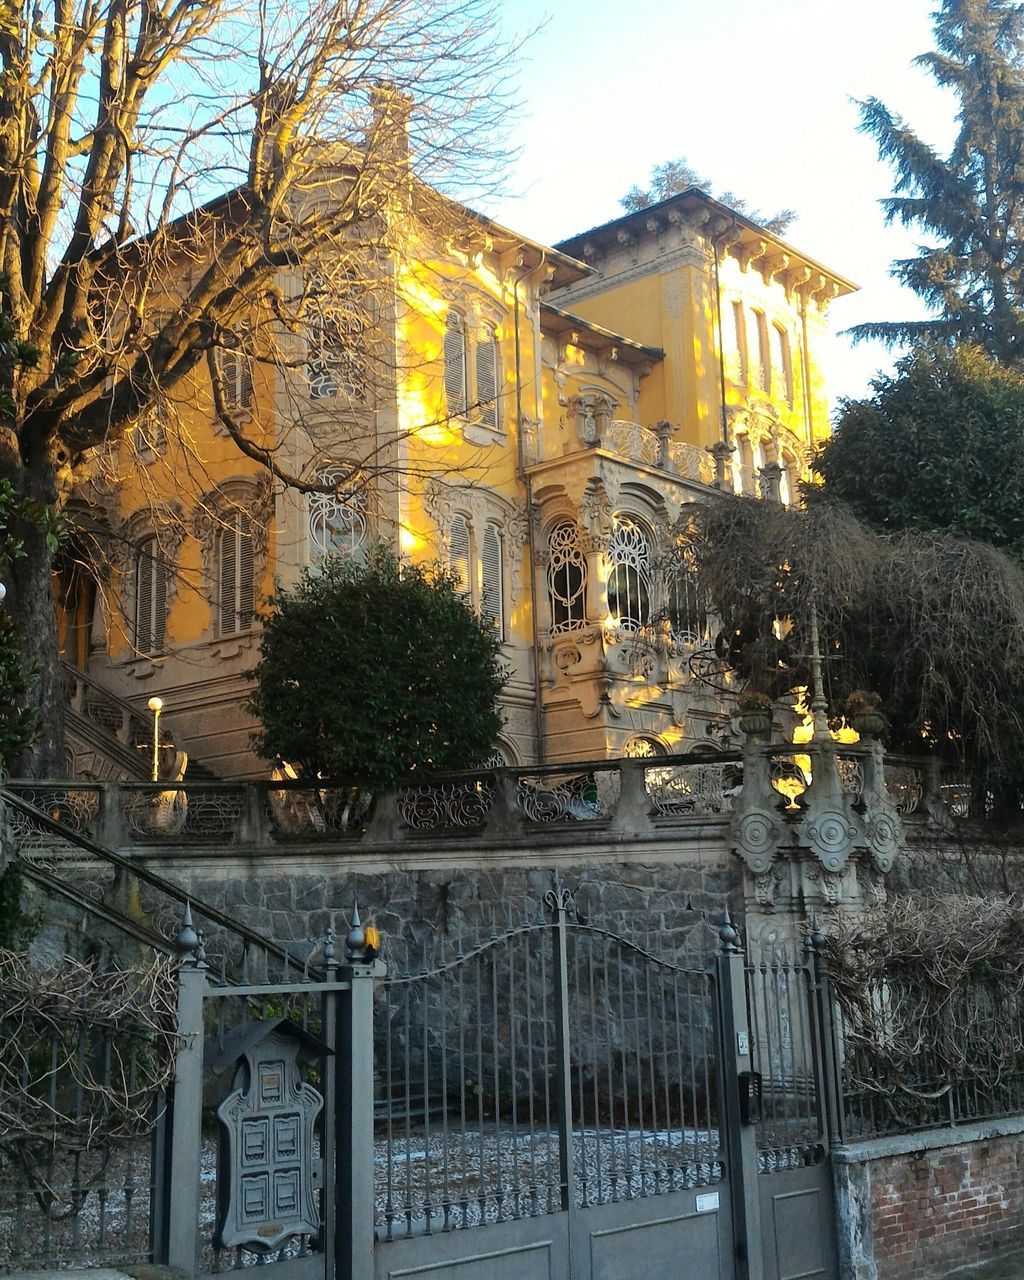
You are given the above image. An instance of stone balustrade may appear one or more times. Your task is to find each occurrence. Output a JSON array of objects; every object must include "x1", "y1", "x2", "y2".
[{"x1": 4, "y1": 748, "x2": 967, "y2": 858}]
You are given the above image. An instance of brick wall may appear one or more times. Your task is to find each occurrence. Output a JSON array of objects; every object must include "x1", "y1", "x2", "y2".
[{"x1": 835, "y1": 1120, "x2": 1024, "y2": 1280}]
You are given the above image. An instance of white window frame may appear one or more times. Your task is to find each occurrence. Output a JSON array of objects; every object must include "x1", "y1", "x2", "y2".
[
  {"x1": 308, "y1": 466, "x2": 368, "y2": 564},
  {"x1": 606, "y1": 515, "x2": 652, "y2": 632},
  {"x1": 547, "y1": 520, "x2": 588, "y2": 634}
]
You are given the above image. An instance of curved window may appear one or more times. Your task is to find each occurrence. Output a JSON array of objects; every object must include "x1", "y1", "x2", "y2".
[
  {"x1": 547, "y1": 521, "x2": 587, "y2": 633},
  {"x1": 218, "y1": 511, "x2": 255, "y2": 636},
  {"x1": 308, "y1": 467, "x2": 367, "y2": 562},
  {"x1": 624, "y1": 736, "x2": 665, "y2": 759},
  {"x1": 606, "y1": 515, "x2": 652, "y2": 631},
  {"x1": 135, "y1": 537, "x2": 167, "y2": 655}
]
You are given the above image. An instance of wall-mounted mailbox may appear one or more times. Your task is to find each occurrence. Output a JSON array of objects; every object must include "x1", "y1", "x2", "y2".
[
  {"x1": 738, "y1": 1070, "x2": 762, "y2": 1126},
  {"x1": 210, "y1": 1017, "x2": 330, "y2": 1254}
]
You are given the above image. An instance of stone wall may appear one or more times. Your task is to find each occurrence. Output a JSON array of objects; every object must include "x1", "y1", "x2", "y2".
[
  {"x1": 834, "y1": 1120, "x2": 1024, "y2": 1280},
  {"x1": 140, "y1": 859, "x2": 741, "y2": 968}
]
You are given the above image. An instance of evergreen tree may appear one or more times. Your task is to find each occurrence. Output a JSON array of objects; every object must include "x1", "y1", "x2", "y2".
[
  {"x1": 620, "y1": 157, "x2": 796, "y2": 235},
  {"x1": 852, "y1": 0, "x2": 1024, "y2": 361},
  {"x1": 246, "y1": 547, "x2": 506, "y2": 786}
]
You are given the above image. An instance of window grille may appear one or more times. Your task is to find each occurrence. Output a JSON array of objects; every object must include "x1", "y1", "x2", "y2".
[
  {"x1": 547, "y1": 521, "x2": 587, "y2": 633},
  {"x1": 476, "y1": 327, "x2": 499, "y2": 429},
  {"x1": 667, "y1": 552, "x2": 712, "y2": 646},
  {"x1": 308, "y1": 467, "x2": 367, "y2": 562},
  {"x1": 444, "y1": 311, "x2": 468, "y2": 417},
  {"x1": 449, "y1": 513, "x2": 471, "y2": 603},
  {"x1": 624, "y1": 736, "x2": 665, "y2": 759},
  {"x1": 308, "y1": 280, "x2": 365, "y2": 399},
  {"x1": 481, "y1": 521, "x2": 503, "y2": 638},
  {"x1": 217, "y1": 349, "x2": 254, "y2": 410},
  {"x1": 218, "y1": 511, "x2": 255, "y2": 635},
  {"x1": 135, "y1": 537, "x2": 167, "y2": 655},
  {"x1": 606, "y1": 515, "x2": 651, "y2": 632}
]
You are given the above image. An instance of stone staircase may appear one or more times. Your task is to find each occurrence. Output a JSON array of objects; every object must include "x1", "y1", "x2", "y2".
[{"x1": 60, "y1": 663, "x2": 204, "y2": 782}]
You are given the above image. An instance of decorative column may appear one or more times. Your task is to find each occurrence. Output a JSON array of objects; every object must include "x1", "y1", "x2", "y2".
[{"x1": 708, "y1": 440, "x2": 733, "y2": 491}]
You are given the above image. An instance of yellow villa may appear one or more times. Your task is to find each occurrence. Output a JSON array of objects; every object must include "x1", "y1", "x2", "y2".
[{"x1": 56, "y1": 180, "x2": 854, "y2": 782}]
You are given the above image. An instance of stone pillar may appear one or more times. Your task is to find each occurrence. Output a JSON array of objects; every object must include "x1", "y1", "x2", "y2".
[{"x1": 708, "y1": 440, "x2": 733, "y2": 491}]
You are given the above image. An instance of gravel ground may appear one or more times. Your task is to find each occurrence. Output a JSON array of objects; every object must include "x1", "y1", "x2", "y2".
[{"x1": 1, "y1": 1126, "x2": 731, "y2": 1269}]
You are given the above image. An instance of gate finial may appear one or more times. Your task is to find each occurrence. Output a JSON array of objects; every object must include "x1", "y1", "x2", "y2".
[
  {"x1": 346, "y1": 899, "x2": 367, "y2": 960},
  {"x1": 718, "y1": 908, "x2": 741, "y2": 954},
  {"x1": 175, "y1": 900, "x2": 199, "y2": 958}
]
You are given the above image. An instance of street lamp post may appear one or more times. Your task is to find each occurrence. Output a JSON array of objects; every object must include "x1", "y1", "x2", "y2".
[{"x1": 147, "y1": 696, "x2": 163, "y2": 783}]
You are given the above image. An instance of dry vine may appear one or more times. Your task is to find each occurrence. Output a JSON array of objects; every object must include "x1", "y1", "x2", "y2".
[
  {"x1": 825, "y1": 898, "x2": 1024, "y2": 1127},
  {"x1": 0, "y1": 949, "x2": 179, "y2": 1213}
]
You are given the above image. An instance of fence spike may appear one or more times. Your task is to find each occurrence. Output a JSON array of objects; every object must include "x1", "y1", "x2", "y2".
[{"x1": 718, "y1": 908, "x2": 741, "y2": 954}]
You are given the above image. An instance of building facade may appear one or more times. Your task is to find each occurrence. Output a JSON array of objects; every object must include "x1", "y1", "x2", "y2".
[{"x1": 57, "y1": 184, "x2": 854, "y2": 781}]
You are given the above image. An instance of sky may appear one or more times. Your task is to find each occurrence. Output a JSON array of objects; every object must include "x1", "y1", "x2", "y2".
[{"x1": 486, "y1": 0, "x2": 960, "y2": 415}]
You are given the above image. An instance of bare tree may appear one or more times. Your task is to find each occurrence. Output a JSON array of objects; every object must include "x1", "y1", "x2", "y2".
[{"x1": 0, "y1": 0, "x2": 521, "y2": 773}]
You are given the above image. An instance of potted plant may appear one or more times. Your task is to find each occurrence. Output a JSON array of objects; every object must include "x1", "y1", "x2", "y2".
[
  {"x1": 844, "y1": 689, "x2": 886, "y2": 738},
  {"x1": 737, "y1": 690, "x2": 774, "y2": 737}
]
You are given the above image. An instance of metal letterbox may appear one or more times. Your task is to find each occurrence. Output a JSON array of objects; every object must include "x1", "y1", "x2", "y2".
[{"x1": 211, "y1": 1017, "x2": 329, "y2": 1254}]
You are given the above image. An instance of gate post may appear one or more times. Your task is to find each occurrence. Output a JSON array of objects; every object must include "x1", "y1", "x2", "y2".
[
  {"x1": 715, "y1": 911, "x2": 763, "y2": 1280},
  {"x1": 547, "y1": 884, "x2": 578, "y2": 1213},
  {"x1": 806, "y1": 920, "x2": 844, "y2": 1148},
  {"x1": 157, "y1": 904, "x2": 207, "y2": 1275},
  {"x1": 336, "y1": 905, "x2": 384, "y2": 1280}
]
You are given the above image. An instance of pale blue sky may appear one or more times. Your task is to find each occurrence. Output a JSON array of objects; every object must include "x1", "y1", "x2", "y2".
[{"x1": 486, "y1": 0, "x2": 959, "y2": 413}]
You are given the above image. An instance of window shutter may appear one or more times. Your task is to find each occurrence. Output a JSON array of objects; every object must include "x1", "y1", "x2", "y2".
[
  {"x1": 136, "y1": 542, "x2": 154, "y2": 654},
  {"x1": 481, "y1": 522, "x2": 503, "y2": 637},
  {"x1": 444, "y1": 312, "x2": 467, "y2": 416},
  {"x1": 237, "y1": 513, "x2": 255, "y2": 629},
  {"x1": 238, "y1": 355, "x2": 254, "y2": 408},
  {"x1": 476, "y1": 329, "x2": 498, "y2": 428},
  {"x1": 449, "y1": 514, "x2": 471, "y2": 602},
  {"x1": 218, "y1": 522, "x2": 237, "y2": 635},
  {"x1": 153, "y1": 551, "x2": 167, "y2": 652}
]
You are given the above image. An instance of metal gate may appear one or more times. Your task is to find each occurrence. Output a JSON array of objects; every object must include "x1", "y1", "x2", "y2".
[
  {"x1": 371, "y1": 895, "x2": 839, "y2": 1280},
  {"x1": 88, "y1": 894, "x2": 839, "y2": 1280}
]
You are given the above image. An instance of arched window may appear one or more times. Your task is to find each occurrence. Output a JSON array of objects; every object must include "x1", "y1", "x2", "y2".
[
  {"x1": 476, "y1": 325, "x2": 499, "y2": 429},
  {"x1": 308, "y1": 467, "x2": 367, "y2": 563},
  {"x1": 481, "y1": 521, "x2": 503, "y2": 638},
  {"x1": 606, "y1": 515, "x2": 651, "y2": 631},
  {"x1": 449, "y1": 513, "x2": 471, "y2": 603},
  {"x1": 624, "y1": 735, "x2": 665, "y2": 759},
  {"x1": 307, "y1": 276, "x2": 365, "y2": 399},
  {"x1": 444, "y1": 310, "x2": 468, "y2": 417},
  {"x1": 218, "y1": 511, "x2": 255, "y2": 635},
  {"x1": 547, "y1": 521, "x2": 587, "y2": 633},
  {"x1": 135, "y1": 537, "x2": 167, "y2": 655}
]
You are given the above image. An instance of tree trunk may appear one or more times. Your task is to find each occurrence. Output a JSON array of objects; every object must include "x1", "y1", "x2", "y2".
[{"x1": 3, "y1": 462, "x2": 65, "y2": 779}]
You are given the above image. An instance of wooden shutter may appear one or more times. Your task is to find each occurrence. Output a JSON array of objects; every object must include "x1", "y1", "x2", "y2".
[
  {"x1": 135, "y1": 538, "x2": 166, "y2": 654},
  {"x1": 476, "y1": 329, "x2": 497, "y2": 428},
  {"x1": 481, "y1": 522, "x2": 503, "y2": 637},
  {"x1": 237, "y1": 355, "x2": 254, "y2": 407},
  {"x1": 218, "y1": 522, "x2": 236, "y2": 635},
  {"x1": 136, "y1": 541, "x2": 154, "y2": 654},
  {"x1": 237, "y1": 513, "x2": 255, "y2": 629},
  {"x1": 444, "y1": 312, "x2": 467, "y2": 416},
  {"x1": 449, "y1": 514, "x2": 471, "y2": 602}
]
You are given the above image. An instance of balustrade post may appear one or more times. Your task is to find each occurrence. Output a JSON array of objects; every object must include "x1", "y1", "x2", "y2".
[
  {"x1": 97, "y1": 781, "x2": 124, "y2": 850},
  {"x1": 708, "y1": 440, "x2": 734, "y2": 491},
  {"x1": 547, "y1": 882, "x2": 578, "y2": 1214},
  {"x1": 155, "y1": 906, "x2": 207, "y2": 1272},
  {"x1": 715, "y1": 912, "x2": 763, "y2": 1280},
  {"x1": 922, "y1": 755, "x2": 948, "y2": 825},
  {"x1": 239, "y1": 781, "x2": 269, "y2": 847},
  {"x1": 654, "y1": 419, "x2": 673, "y2": 470},
  {"x1": 335, "y1": 906, "x2": 384, "y2": 1280},
  {"x1": 117, "y1": 707, "x2": 132, "y2": 745},
  {"x1": 609, "y1": 758, "x2": 654, "y2": 836}
]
